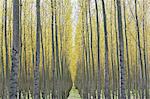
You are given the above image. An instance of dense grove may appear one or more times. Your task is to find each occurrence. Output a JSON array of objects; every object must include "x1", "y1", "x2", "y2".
[{"x1": 0, "y1": 0, "x2": 149, "y2": 99}]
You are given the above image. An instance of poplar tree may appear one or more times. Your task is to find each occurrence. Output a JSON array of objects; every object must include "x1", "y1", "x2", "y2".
[
  {"x1": 9, "y1": 0, "x2": 20, "y2": 98},
  {"x1": 116, "y1": 0, "x2": 126, "y2": 98},
  {"x1": 34, "y1": 0, "x2": 41, "y2": 98}
]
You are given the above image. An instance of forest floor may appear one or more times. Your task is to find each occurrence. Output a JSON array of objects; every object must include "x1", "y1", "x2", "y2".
[{"x1": 68, "y1": 86, "x2": 81, "y2": 99}]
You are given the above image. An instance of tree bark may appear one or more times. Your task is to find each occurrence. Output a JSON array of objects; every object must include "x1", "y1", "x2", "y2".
[
  {"x1": 4, "y1": 0, "x2": 10, "y2": 88},
  {"x1": 51, "y1": 0, "x2": 56, "y2": 98},
  {"x1": 19, "y1": 0, "x2": 23, "y2": 98},
  {"x1": 116, "y1": 0, "x2": 126, "y2": 98},
  {"x1": 41, "y1": 23, "x2": 46, "y2": 99},
  {"x1": 9, "y1": 0, "x2": 20, "y2": 98},
  {"x1": 123, "y1": 1, "x2": 130, "y2": 99},
  {"x1": 1, "y1": 5, "x2": 5, "y2": 99},
  {"x1": 134, "y1": 0, "x2": 144, "y2": 98},
  {"x1": 85, "y1": 2, "x2": 90, "y2": 98},
  {"x1": 94, "y1": 0, "x2": 101, "y2": 99},
  {"x1": 34, "y1": 0, "x2": 41, "y2": 98},
  {"x1": 110, "y1": 0, "x2": 115, "y2": 98},
  {"x1": 101, "y1": 0, "x2": 110, "y2": 98},
  {"x1": 54, "y1": 0, "x2": 61, "y2": 98},
  {"x1": 142, "y1": 0, "x2": 149, "y2": 98},
  {"x1": 114, "y1": 0, "x2": 120, "y2": 98},
  {"x1": 88, "y1": 0, "x2": 96, "y2": 98}
]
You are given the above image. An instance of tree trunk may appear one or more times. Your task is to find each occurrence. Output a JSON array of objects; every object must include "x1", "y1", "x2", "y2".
[
  {"x1": 110, "y1": 0, "x2": 115, "y2": 98},
  {"x1": 19, "y1": 0, "x2": 23, "y2": 98},
  {"x1": 134, "y1": 0, "x2": 144, "y2": 98},
  {"x1": 54, "y1": 0, "x2": 61, "y2": 98},
  {"x1": 94, "y1": 0, "x2": 101, "y2": 99},
  {"x1": 116, "y1": 0, "x2": 126, "y2": 98},
  {"x1": 30, "y1": 5, "x2": 35, "y2": 98},
  {"x1": 4, "y1": 0, "x2": 10, "y2": 87},
  {"x1": 101, "y1": 0, "x2": 110, "y2": 98},
  {"x1": 9, "y1": 0, "x2": 20, "y2": 98},
  {"x1": 142, "y1": 0, "x2": 149, "y2": 98},
  {"x1": 123, "y1": 1, "x2": 130, "y2": 99},
  {"x1": 34, "y1": 0, "x2": 41, "y2": 98},
  {"x1": 23, "y1": 2, "x2": 28, "y2": 94},
  {"x1": 41, "y1": 23, "x2": 46, "y2": 99},
  {"x1": 1, "y1": 5, "x2": 5, "y2": 99},
  {"x1": 51, "y1": 0, "x2": 56, "y2": 98},
  {"x1": 88, "y1": 0, "x2": 96, "y2": 97},
  {"x1": 85, "y1": 3, "x2": 90, "y2": 98},
  {"x1": 114, "y1": 0, "x2": 120, "y2": 98}
]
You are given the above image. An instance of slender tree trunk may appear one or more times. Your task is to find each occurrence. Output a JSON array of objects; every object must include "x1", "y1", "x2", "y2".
[
  {"x1": 82, "y1": 26, "x2": 86, "y2": 99},
  {"x1": 8, "y1": 5, "x2": 12, "y2": 90},
  {"x1": 81, "y1": 4, "x2": 86, "y2": 98},
  {"x1": 19, "y1": 0, "x2": 22, "y2": 98},
  {"x1": 4, "y1": 0, "x2": 10, "y2": 87},
  {"x1": 110, "y1": 0, "x2": 115, "y2": 98},
  {"x1": 26, "y1": 27, "x2": 31, "y2": 98},
  {"x1": 30, "y1": 5, "x2": 34, "y2": 72},
  {"x1": 30, "y1": 5, "x2": 35, "y2": 98},
  {"x1": 94, "y1": 0, "x2": 101, "y2": 99},
  {"x1": 1, "y1": 35, "x2": 5, "y2": 99},
  {"x1": 23, "y1": 3, "x2": 28, "y2": 95},
  {"x1": 41, "y1": 24, "x2": 46, "y2": 99},
  {"x1": 134, "y1": 0, "x2": 144, "y2": 98},
  {"x1": 34, "y1": 0, "x2": 41, "y2": 98},
  {"x1": 88, "y1": 0, "x2": 94, "y2": 80},
  {"x1": 9, "y1": 0, "x2": 20, "y2": 98},
  {"x1": 116, "y1": 0, "x2": 126, "y2": 99},
  {"x1": 101, "y1": 0, "x2": 110, "y2": 98},
  {"x1": 123, "y1": 1, "x2": 130, "y2": 99},
  {"x1": 54, "y1": 0, "x2": 60, "y2": 77},
  {"x1": 135, "y1": 38, "x2": 139, "y2": 99},
  {"x1": 85, "y1": 3, "x2": 89, "y2": 98},
  {"x1": 58, "y1": 1, "x2": 64, "y2": 98},
  {"x1": 114, "y1": 0, "x2": 120, "y2": 98},
  {"x1": 142, "y1": 0, "x2": 149, "y2": 98},
  {"x1": 59, "y1": 0, "x2": 63, "y2": 80},
  {"x1": 51, "y1": 0, "x2": 56, "y2": 98},
  {"x1": 54, "y1": 0, "x2": 61, "y2": 98},
  {"x1": 88, "y1": 0, "x2": 96, "y2": 98},
  {"x1": 1, "y1": 5, "x2": 5, "y2": 99},
  {"x1": 82, "y1": 4, "x2": 88, "y2": 98}
]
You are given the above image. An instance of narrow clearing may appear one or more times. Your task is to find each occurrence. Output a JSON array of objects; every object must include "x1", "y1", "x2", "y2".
[{"x1": 68, "y1": 86, "x2": 81, "y2": 99}]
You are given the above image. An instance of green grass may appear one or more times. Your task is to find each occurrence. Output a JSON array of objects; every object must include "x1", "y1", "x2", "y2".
[{"x1": 68, "y1": 86, "x2": 81, "y2": 99}]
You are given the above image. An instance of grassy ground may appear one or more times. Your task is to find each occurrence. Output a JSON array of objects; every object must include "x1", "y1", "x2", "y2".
[
  {"x1": 0, "y1": 89, "x2": 149, "y2": 99},
  {"x1": 68, "y1": 86, "x2": 81, "y2": 99}
]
